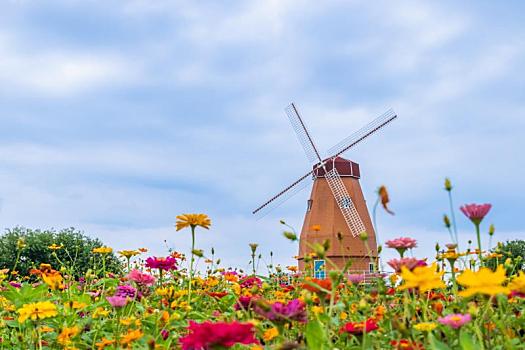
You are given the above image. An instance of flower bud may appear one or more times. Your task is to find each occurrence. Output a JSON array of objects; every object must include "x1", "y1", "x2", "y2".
[
  {"x1": 443, "y1": 214, "x2": 451, "y2": 228},
  {"x1": 329, "y1": 270, "x2": 340, "y2": 283},
  {"x1": 435, "y1": 243, "x2": 440, "y2": 252},
  {"x1": 488, "y1": 224, "x2": 495, "y2": 236},
  {"x1": 444, "y1": 178, "x2": 452, "y2": 191},
  {"x1": 192, "y1": 249, "x2": 204, "y2": 258},
  {"x1": 377, "y1": 245, "x2": 383, "y2": 254},
  {"x1": 249, "y1": 243, "x2": 258, "y2": 254},
  {"x1": 279, "y1": 220, "x2": 286, "y2": 225},
  {"x1": 359, "y1": 231, "x2": 368, "y2": 241},
  {"x1": 283, "y1": 231, "x2": 297, "y2": 241}
]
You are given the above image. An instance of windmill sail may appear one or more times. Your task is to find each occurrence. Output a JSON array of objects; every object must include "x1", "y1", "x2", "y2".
[
  {"x1": 324, "y1": 167, "x2": 366, "y2": 237},
  {"x1": 326, "y1": 109, "x2": 397, "y2": 158},
  {"x1": 285, "y1": 103, "x2": 323, "y2": 163},
  {"x1": 252, "y1": 170, "x2": 313, "y2": 218}
]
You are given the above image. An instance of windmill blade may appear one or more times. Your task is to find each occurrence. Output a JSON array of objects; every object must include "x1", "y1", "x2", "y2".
[
  {"x1": 326, "y1": 109, "x2": 397, "y2": 158},
  {"x1": 324, "y1": 167, "x2": 366, "y2": 237},
  {"x1": 285, "y1": 103, "x2": 323, "y2": 163},
  {"x1": 253, "y1": 170, "x2": 313, "y2": 218}
]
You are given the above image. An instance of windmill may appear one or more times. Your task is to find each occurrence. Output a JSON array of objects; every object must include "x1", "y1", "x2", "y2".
[{"x1": 253, "y1": 103, "x2": 397, "y2": 275}]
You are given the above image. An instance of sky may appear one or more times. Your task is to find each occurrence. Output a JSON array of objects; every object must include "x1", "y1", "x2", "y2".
[{"x1": 0, "y1": 0, "x2": 524, "y2": 273}]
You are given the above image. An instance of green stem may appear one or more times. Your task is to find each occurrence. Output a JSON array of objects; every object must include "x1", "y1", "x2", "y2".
[
  {"x1": 188, "y1": 226, "x2": 196, "y2": 305},
  {"x1": 372, "y1": 197, "x2": 380, "y2": 246},
  {"x1": 448, "y1": 191, "x2": 459, "y2": 247},
  {"x1": 475, "y1": 223, "x2": 483, "y2": 267}
]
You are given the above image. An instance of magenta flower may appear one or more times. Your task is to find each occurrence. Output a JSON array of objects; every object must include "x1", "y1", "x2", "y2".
[
  {"x1": 106, "y1": 295, "x2": 128, "y2": 308},
  {"x1": 115, "y1": 285, "x2": 137, "y2": 299},
  {"x1": 386, "y1": 237, "x2": 417, "y2": 249},
  {"x1": 180, "y1": 321, "x2": 259, "y2": 350},
  {"x1": 438, "y1": 313, "x2": 471, "y2": 329},
  {"x1": 387, "y1": 258, "x2": 427, "y2": 273},
  {"x1": 385, "y1": 237, "x2": 417, "y2": 258},
  {"x1": 127, "y1": 269, "x2": 156, "y2": 286},
  {"x1": 255, "y1": 299, "x2": 307, "y2": 323},
  {"x1": 460, "y1": 203, "x2": 492, "y2": 224},
  {"x1": 145, "y1": 256, "x2": 178, "y2": 271}
]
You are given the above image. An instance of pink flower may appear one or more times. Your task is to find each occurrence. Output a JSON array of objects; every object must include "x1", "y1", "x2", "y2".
[
  {"x1": 179, "y1": 321, "x2": 259, "y2": 350},
  {"x1": 127, "y1": 269, "x2": 156, "y2": 286},
  {"x1": 438, "y1": 313, "x2": 471, "y2": 329},
  {"x1": 145, "y1": 256, "x2": 178, "y2": 271},
  {"x1": 386, "y1": 237, "x2": 417, "y2": 249},
  {"x1": 106, "y1": 295, "x2": 128, "y2": 308},
  {"x1": 255, "y1": 299, "x2": 307, "y2": 323},
  {"x1": 460, "y1": 203, "x2": 492, "y2": 224},
  {"x1": 387, "y1": 258, "x2": 427, "y2": 273}
]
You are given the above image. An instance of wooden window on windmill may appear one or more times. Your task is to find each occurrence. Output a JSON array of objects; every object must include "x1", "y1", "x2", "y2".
[
  {"x1": 340, "y1": 197, "x2": 352, "y2": 208},
  {"x1": 307, "y1": 199, "x2": 313, "y2": 211},
  {"x1": 369, "y1": 262, "x2": 375, "y2": 273}
]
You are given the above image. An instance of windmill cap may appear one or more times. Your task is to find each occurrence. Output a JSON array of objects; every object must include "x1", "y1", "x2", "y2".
[{"x1": 313, "y1": 156, "x2": 360, "y2": 179}]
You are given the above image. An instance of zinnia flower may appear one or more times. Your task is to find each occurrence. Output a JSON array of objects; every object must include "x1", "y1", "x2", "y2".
[
  {"x1": 399, "y1": 263, "x2": 445, "y2": 293},
  {"x1": 127, "y1": 269, "x2": 156, "y2": 286},
  {"x1": 341, "y1": 319, "x2": 378, "y2": 334},
  {"x1": 386, "y1": 237, "x2": 417, "y2": 258},
  {"x1": 118, "y1": 250, "x2": 141, "y2": 259},
  {"x1": 17, "y1": 301, "x2": 58, "y2": 322},
  {"x1": 145, "y1": 256, "x2": 178, "y2": 271},
  {"x1": 413, "y1": 322, "x2": 437, "y2": 332},
  {"x1": 378, "y1": 185, "x2": 394, "y2": 215},
  {"x1": 120, "y1": 329, "x2": 143, "y2": 346},
  {"x1": 390, "y1": 339, "x2": 424, "y2": 350},
  {"x1": 106, "y1": 295, "x2": 128, "y2": 308},
  {"x1": 115, "y1": 285, "x2": 137, "y2": 299},
  {"x1": 179, "y1": 321, "x2": 258, "y2": 350},
  {"x1": 387, "y1": 258, "x2": 427, "y2": 273},
  {"x1": 460, "y1": 203, "x2": 492, "y2": 224},
  {"x1": 175, "y1": 214, "x2": 211, "y2": 231},
  {"x1": 58, "y1": 326, "x2": 80, "y2": 345},
  {"x1": 255, "y1": 299, "x2": 307, "y2": 323},
  {"x1": 456, "y1": 265, "x2": 509, "y2": 297},
  {"x1": 93, "y1": 246, "x2": 113, "y2": 254},
  {"x1": 438, "y1": 313, "x2": 471, "y2": 328}
]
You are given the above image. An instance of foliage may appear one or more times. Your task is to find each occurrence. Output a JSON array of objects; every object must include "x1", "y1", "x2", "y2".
[
  {"x1": 488, "y1": 239, "x2": 525, "y2": 271},
  {"x1": 0, "y1": 227, "x2": 121, "y2": 278}
]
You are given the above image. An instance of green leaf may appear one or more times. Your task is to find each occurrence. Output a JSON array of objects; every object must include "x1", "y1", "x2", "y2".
[
  {"x1": 429, "y1": 334, "x2": 452, "y2": 350},
  {"x1": 459, "y1": 330, "x2": 477, "y2": 350},
  {"x1": 306, "y1": 318, "x2": 328, "y2": 350}
]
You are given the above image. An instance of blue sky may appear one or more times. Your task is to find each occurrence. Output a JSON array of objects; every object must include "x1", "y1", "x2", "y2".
[{"x1": 0, "y1": 1, "x2": 524, "y2": 271}]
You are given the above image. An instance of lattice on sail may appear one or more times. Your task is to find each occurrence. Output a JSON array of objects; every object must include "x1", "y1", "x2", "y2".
[
  {"x1": 324, "y1": 167, "x2": 366, "y2": 237},
  {"x1": 285, "y1": 103, "x2": 322, "y2": 163}
]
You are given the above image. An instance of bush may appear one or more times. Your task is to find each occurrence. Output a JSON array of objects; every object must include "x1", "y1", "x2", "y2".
[{"x1": 0, "y1": 227, "x2": 122, "y2": 277}]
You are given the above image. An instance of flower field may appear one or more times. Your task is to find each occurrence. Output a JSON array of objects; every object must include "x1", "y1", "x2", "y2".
[{"x1": 0, "y1": 194, "x2": 524, "y2": 349}]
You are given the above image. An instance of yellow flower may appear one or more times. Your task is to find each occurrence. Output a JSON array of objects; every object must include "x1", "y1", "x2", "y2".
[
  {"x1": 41, "y1": 270, "x2": 64, "y2": 290},
  {"x1": 175, "y1": 214, "x2": 211, "y2": 231},
  {"x1": 39, "y1": 325, "x2": 54, "y2": 333},
  {"x1": 399, "y1": 263, "x2": 445, "y2": 292},
  {"x1": 118, "y1": 250, "x2": 140, "y2": 258},
  {"x1": 456, "y1": 265, "x2": 510, "y2": 297},
  {"x1": 17, "y1": 301, "x2": 58, "y2": 322},
  {"x1": 311, "y1": 306, "x2": 324, "y2": 315},
  {"x1": 414, "y1": 322, "x2": 437, "y2": 332},
  {"x1": 93, "y1": 307, "x2": 110, "y2": 319},
  {"x1": 58, "y1": 326, "x2": 80, "y2": 345},
  {"x1": 93, "y1": 246, "x2": 113, "y2": 254},
  {"x1": 509, "y1": 272, "x2": 525, "y2": 294},
  {"x1": 48, "y1": 243, "x2": 63, "y2": 250},
  {"x1": 120, "y1": 329, "x2": 143, "y2": 346},
  {"x1": 340, "y1": 311, "x2": 348, "y2": 320},
  {"x1": 263, "y1": 327, "x2": 279, "y2": 341},
  {"x1": 65, "y1": 301, "x2": 87, "y2": 310}
]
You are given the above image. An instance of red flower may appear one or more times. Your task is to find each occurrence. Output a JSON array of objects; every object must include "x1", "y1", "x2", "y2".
[
  {"x1": 206, "y1": 292, "x2": 228, "y2": 299},
  {"x1": 302, "y1": 278, "x2": 332, "y2": 294},
  {"x1": 341, "y1": 319, "x2": 378, "y2": 334},
  {"x1": 180, "y1": 321, "x2": 258, "y2": 350},
  {"x1": 460, "y1": 203, "x2": 492, "y2": 224}
]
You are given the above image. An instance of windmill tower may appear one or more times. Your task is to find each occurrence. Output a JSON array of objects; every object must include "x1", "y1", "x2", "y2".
[{"x1": 253, "y1": 103, "x2": 397, "y2": 275}]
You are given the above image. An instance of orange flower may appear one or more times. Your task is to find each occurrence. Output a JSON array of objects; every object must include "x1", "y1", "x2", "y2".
[
  {"x1": 95, "y1": 338, "x2": 115, "y2": 350},
  {"x1": 378, "y1": 186, "x2": 394, "y2": 215},
  {"x1": 311, "y1": 225, "x2": 321, "y2": 232}
]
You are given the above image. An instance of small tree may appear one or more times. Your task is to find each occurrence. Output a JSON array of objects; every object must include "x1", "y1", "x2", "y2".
[
  {"x1": 0, "y1": 227, "x2": 122, "y2": 278},
  {"x1": 488, "y1": 239, "x2": 525, "y2": 272}
]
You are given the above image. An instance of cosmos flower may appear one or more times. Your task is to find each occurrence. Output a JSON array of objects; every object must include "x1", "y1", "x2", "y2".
[
  {"x1": 399, "y1": 263, "x2": 445, "y2": 293},
  {"x1": 456, "y1": 265, "x2": 509, "y2": 297},
  {"x1": 145, "y1": 256, "x2": 178, "y2": 271},
  {"x1": 175, "y1": 214, "x2": 211, "y2": 231},
  {"x1": 179, "y1": 321, "x2": 258, "y2": 350},
  {"x1": 57, "y1": 326, "x2": 80, "y2": 346},
  {"x1": 460, "y1": 203, "x2": 492, "y2": 224},
  {"x1": 438, "y1": 313, "x2": 472, "y2": 329},
  {"x1": 509, "y1": 272, "x2": 525, "y2": 297},
  {"x1": 17, "y1": 301, "x2": 58, "y2": 322},
  {"x1": 120, "y1": 329, "x2": 143, "y2": 347},
  {"x1": 340, "y1": 319, "x2": 378, "y2": 334},
  {"x1": 127, "y1": 269, "x2": 156, "y2": 286}
]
